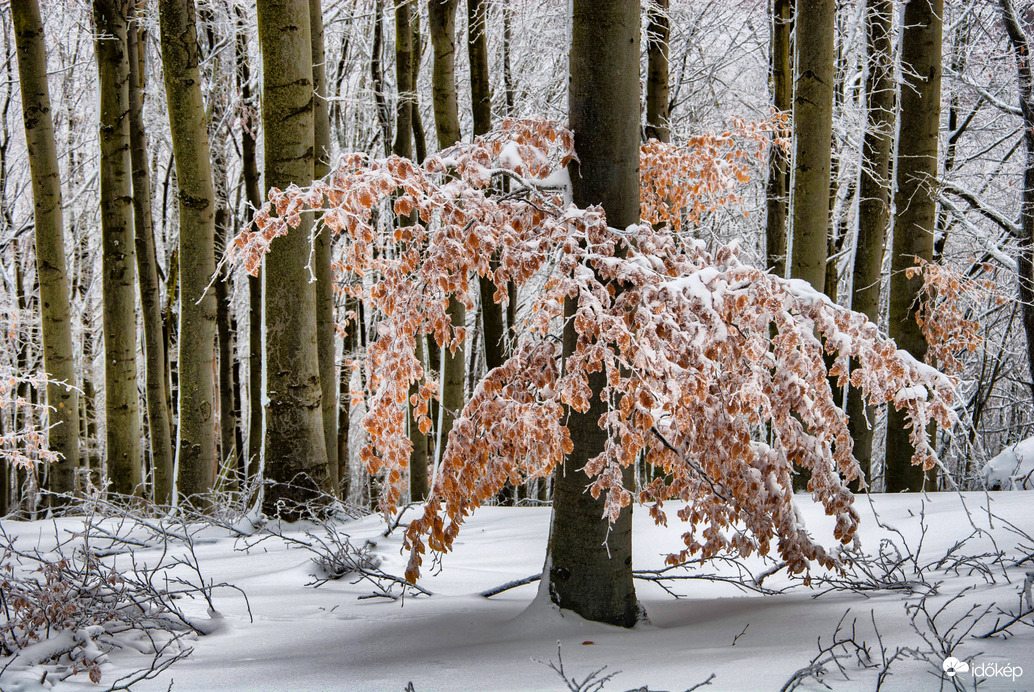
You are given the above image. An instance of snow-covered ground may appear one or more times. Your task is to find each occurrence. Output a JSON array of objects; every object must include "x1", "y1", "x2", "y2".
[
  {"x1": 982, "y1": 436, "x2": 1034, "y2": 490},
  {"x1": 2, "y1": 492, "x2": 1033, "y2": 691}
]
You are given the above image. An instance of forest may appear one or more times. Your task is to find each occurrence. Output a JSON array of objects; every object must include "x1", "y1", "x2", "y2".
[{"x1": 1, "y1": 0, "x2": 1033, "y2": 689}]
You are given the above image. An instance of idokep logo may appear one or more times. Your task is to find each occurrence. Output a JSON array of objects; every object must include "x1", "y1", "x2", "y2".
[{"x1": 943, "y1": 657, "x2": 1024, "y2": 682}]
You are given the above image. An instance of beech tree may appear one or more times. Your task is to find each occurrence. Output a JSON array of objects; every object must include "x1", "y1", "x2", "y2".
[
  {"x1": 847, "y1": 0, "x2": 895, "y2": 487},
  {"x1": 127, "y1": 0, "x2": 172, "y2": 503},
  {"x1": 886, "y1": 0, "x2": 943, "y2": 492},
  {"x1": 256, "y1": 0, "x2": 330, "y2": 515},
  {"x1": 790, "y1": 0, "x2": 835, "y2": 293},
  {"x1": 11, "y1": 0, "x2": 79, "y2": 498},
  {"x1": 160, "y1": 0, "x2": 218, "y2": 503},
  {"x1": 93, "y1": 0, "x2": 142, "y2": 496}
]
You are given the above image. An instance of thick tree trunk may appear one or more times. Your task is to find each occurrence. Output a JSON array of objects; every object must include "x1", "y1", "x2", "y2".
[
  {"x1": 999, "y1": 0, "x2": 1034, "y2": 403},
  {"x1": 126, "y1": 2, "x2": 173, "y2": 503},
  {"x1": 847, "y1": 0, "x2": 895, "y2": 489},
  {"x1": 428, "y1": 0, "x2": 466, "y2": 467},
  {"x1": 257, "y1": 0, "x2": 330, "y2": 516},
  {"x1": 545, "y1": 0, "x2": 640, "y2": 628},
  {"x1": 886, "y1": 0, "x2": 942, "y2": 492},
  {"x1": 645, "y1": 0, "x2": 670, "y2": 143},
  {"x1": 93, "y1": 0, "x2": 142, "y2": 496},
  {"x1": 12, "y1": 0, "x2": 80, "y2": 498},
  {"x1": 765, "y1": 0, "x2": 791, "y2": 276},
  {"x1": 789, "y1": 0, "x2": 835, "y2": 292},
  {"x1": 311, "y1": 0, "x2": 338, "y2": 494},
  {"x1": 236, "y1": 6, "x2": 264, "y2": 480},
  {"x1": 160, "y1": 0, "x2": 218, "y2": 504}
]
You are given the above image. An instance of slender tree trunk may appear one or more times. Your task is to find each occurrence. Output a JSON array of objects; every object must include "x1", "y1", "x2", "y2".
[
  {"x1": 391, "y1": 0, "x2": 428, "y2": 500},
  {"x1": 765, "y1": 0, "x2": 791, "y2": 276},
  {"x1": 428, "y1": 0, "x2": 466, "y2": 465},
  {"x1": 411, "y1": 12, "x2": 427, "y2": 164},
  {"x1": 125, "y1": 1, "x2": 173, "y2": 503},
  {"x1": 789, "y1": 0, "x2": 835, "y2": 292},
  {"x1": 886, "y1": 0, "x2": 942, "y2": 492},
  {"x1": 311, "y1": 0, "x2": 338, "y2": 494},
  {"x1": 545, "y1": 0, "x2": 640, "y2": 629},
  {"x1": 236, "y1": 5, "x2": 264, "y2": 480},
  {"x1": 467, "y1": 0, "x2": 491, "y2": 136},
  {"x1": 11, "y1": 0, "x2": 80, "y2": 498},
  {"x1": 999, "y1": 0, "x2": 1034, "y2": 403},
  {"x1": 847, "y1": 0, "x2": 894, "y2": 489},
  {"x1": 645, "y1": 0, "x2": 670, "y2": 143},
  {"x1": 160, "y1": 0, "x2": 218, "y2": 503},
  {"x1": 93, "y1": 0, "x2": 142, "y2": 496},
  {"x1": 502, "y1": 0, "x2": 515, "y2": 117},
  {"x1": 257, "y1": 0, "x2": 330, "y2": 516},
  {"x1": 338, "y1": 305, "x2": 356, "y2": 501},
  {"x1": 371, "y1": 0, "x2": 391, "y2": 157},
  {"x1": 215, "y1": 209, "x2": 237, "y2": 489}
]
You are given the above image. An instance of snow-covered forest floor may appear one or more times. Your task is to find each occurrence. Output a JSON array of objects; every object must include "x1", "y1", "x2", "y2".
[{"x1": 2, "y1": 491, "x2": 1033, "y2": 691}]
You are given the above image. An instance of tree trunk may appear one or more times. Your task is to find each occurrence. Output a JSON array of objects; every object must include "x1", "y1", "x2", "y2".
[
  {"x1": 391, "y1": 0, "x2": 428, "y2": 501},
  {"x1": 765, "y1": 0, "x2": 791, "y2": 276},
  {"x1": 467, "y1": 0, "x2": 491, "y2": 137},
  {"x1": 311, "y1": 0, "x2": 338, "y2": 494},
  {"x1": 257, "y1": 0, "x2": 330, "y2": 516},
  {"x1": 411, "y1": 12, "x2": 427, "y2": 164},
  {"x1": 999, "y1": 0, "x2": 1034, "y2": 403},
  {"x1": 847, "y1": 0, "x2": 894, "y2": 489},
  {"x1": 215, "y1": 209, "x2": 237, "y2": 489},
  {"x1": 11, "y1": 0, "x2": 80, "y2": 498},
  {"x1": 125, "y1": 1, "x2": 173, "y2": 503},
  {"x1": 545, "y1": 0, "x2": 640, "y2": 628},
  {"x1": 93, "y1": 0, "x2": 142, "y2": 496},
  {"x1": 372, "y1": 0, "x2": 391, "y2": 157},
  {"x1": 236, "y1": 5, "x2": 264, "y2": 480},
  {"x1": 428, "y1": 0, "x2": 466, "y2": 467},
  {"x1": 645, "y1": 0, "x2": 670, "y2": 143},
  {"x1": 886, "y1": 0, "x2": 942, "y2": 493},
  {"x1": 160, "y1": 0, "x2": 218, "y2": 504},
  {"x1": 789, "y1": 0, "x2": 835, "y2": 292}
]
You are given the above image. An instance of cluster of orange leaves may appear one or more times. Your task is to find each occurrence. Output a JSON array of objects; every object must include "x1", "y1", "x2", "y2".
[
  {"x1": 907, "y1": 258, "x2": 1002, "y2": 376},
  {"x1": 228, "y1": 118, "x2": 957, "y2": 585},
  {"x1": 640, "y1": 113, "x2": 789, "y2": 232}
]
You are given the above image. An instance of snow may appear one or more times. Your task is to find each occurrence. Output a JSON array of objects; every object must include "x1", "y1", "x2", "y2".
[
  {"x1": 982, "y1": 436, "x2": 1034, "y2": 490},
  {"x1": 2, "y1": 493, "x2": 1033, "y2": 691}
]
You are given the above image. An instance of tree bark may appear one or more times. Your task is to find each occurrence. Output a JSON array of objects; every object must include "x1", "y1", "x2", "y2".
[
  {"x1": 257, "y1": 0, "x2": 330, "y2": 516},
  {"x1": 411, "y1": 12, "x2": 427, "y2": 163},
  {"x1": 311, "y1": 0, "x2": 338, "y2": 494},
  {"x1": 645, "y1": 0, "x2": 670, "y2": 143},
  {"x1": 545, "y1": 0, "x2": 640, "y2": 628},
  {"x1": 428, "y1": 0, "x2": 466, "y2": 468},
  {"x1": 93, "y1": 0, "x2": 142, "y2": 496},
  {"x1": 886, "y1": 0, "x2": 942, "y2": 492},
  {"x1": 765, "y1": 0, "x2": 791, "y2": 277},
  {"x1": 126, "y1": 1, "x2": 173, "y2": 503},
  {"x1": 789, "y1": 0, "x2": 835, "y2": 292},
  {"x1": 999, "y1": 0, "x2": 1034, "y2": 403},
  {"x1": 159, "y1": 0, "x2": 218, "y2": 504},
  {"x1": 236, "y1": 5, "x2": 264, "y2": 480},
  {"x1": 847, "y1": 0, "x2": 894, "y2": 489},
  {"x1": 11, "y1": 0, "x2": 80, "y2": 498}
]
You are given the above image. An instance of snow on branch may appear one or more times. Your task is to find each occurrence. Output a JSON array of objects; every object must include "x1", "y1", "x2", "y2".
[{"x1": 226, "y1": 117, "x2": 959, "y2": 586}]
